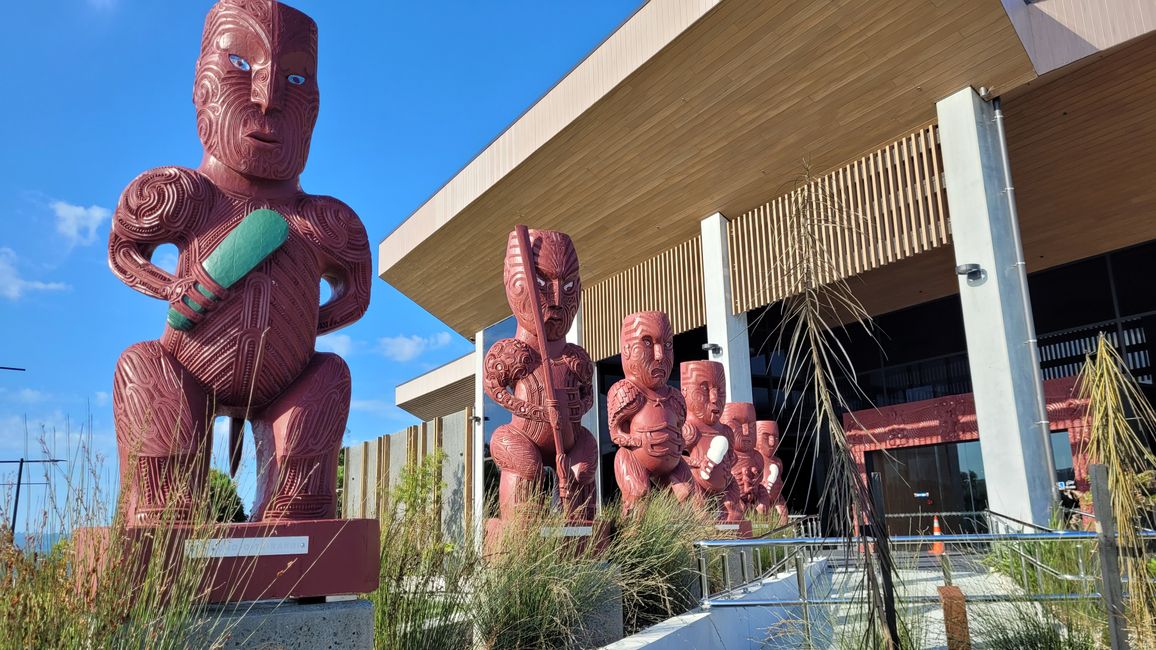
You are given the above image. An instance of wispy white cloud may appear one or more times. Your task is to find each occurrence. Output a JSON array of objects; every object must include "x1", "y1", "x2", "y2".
[
  {"x1": 93, "y1": 392, "x2": 110, "y2": 407},
  {"x1": 51, "y1": 200, "x2": 111, "y2": 247},
  {"x1": 15, "y1": 389, "x2": 48, "y2": 404},
  {"x1": 153, "y1": 249, "x2": 179, "y2": 275},
  {"x1": 378, "y1": 332, "x2": 453, "y2": 363},
  {"x1": 349, "y1": 399, "x2": 405, "y2": 418},
  {"x1": 0, "y1": 248, "x2": 69, "y2": 300},
  {"x1": 317, "y1": 333, "x2": 356, "y2": 357}
]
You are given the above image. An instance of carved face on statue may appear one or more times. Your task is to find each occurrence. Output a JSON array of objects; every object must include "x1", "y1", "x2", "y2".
[
  {"x1": 503, "y1": 229, "x2": 581, "y2": 342},
  {"x1": 756, "y1": 420, "x2": 780, "y2": 454},
  {"x1": 680, "y1": 361, "x2": 725, "y2": 426},
  {"x1": 195, "y1": 0, "x2": 319, "y2": 181},
  {"x1": 621, "y1": 311, "x2": 674, "y2": 391},
  {"x1": 721, "y1": 402, "x2": 756, "y2": 452}
]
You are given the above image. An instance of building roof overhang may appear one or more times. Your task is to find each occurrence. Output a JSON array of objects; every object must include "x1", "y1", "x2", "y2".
[
  {"x1": 395, "y1": 352, "x2": 475, "y2": 420},
  {"x1": 379, "y1": 0, "x2": 1036, "y2": 337}
]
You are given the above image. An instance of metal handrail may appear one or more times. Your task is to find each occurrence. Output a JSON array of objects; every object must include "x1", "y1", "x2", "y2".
[
  {"x1": 695, "y1": 530, "x2": 1125, "y2": 549},
  {"x1": 703, "y1": 593, "x2": 1104, "y2": 608}
]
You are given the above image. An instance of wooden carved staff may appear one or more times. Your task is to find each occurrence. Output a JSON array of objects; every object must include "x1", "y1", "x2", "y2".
[{"x1": 513, "y1": 224, "x2": 573, "y2": 513}]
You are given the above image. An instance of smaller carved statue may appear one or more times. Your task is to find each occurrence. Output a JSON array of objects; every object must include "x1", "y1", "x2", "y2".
[
  {"x1": 721, "y1": 402, "x2": 772, "y2": 516},
  {"x1": 756, "y1": 420, "x2": 790, "y2": 523},
  {"x1": 609, "y1": 311, "x2": 697, "y2": 516},
  {"x1": 681, "y1": 361, "x2": 743, "y2": 521},
  {"x1": 484, "y1": 227, "x2": 599, "y2": 522}
]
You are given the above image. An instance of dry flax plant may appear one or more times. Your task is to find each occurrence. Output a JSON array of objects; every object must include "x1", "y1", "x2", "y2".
[
  {"x1": 754, "y1": 162, "x2": 900, "y2": 648},
  {"x1": 1078, "y1": 333, "x2": 1156, "y2": 648}
]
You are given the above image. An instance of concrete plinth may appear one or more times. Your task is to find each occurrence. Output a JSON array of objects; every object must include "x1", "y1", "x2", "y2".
[
  {"x1": 580, "y1": 564, "x2": 625, "y2": 648},
  {"x1": 186, "y1": 599, "x2": 374, "y2": 649}
]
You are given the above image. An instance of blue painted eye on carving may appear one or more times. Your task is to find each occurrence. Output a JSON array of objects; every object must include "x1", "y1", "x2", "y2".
[
  {"x1": 228, "y1": 54, "x2": 251, "y2": 71},
  {"x1": 287, "y1": 74, "x2": 306, "y2": 86}
]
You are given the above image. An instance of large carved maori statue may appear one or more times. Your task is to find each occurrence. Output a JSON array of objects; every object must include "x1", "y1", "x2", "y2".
[
  {"x1": 721, "y1": 402, "x2": 772, "y2": 517},
  {"x1": 483, "y1": 227, "x2": 598, "y2": 522},
  {"x1": 109, "y1": 0, "x2": 372, "y2": 524},
  {"x1": 756, "y1": 420, "x2": 790, "y2": 522},
  {"x1": 680, "y1": 361, "x2": 744, "y2": 521},
  {"x1": 609, "y1": 311, "x2": 697, "y2": 516}
]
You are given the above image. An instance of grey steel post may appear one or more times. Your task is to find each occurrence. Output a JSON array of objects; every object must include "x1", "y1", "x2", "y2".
[
  {"x1": 1033, "y1": 543, "x2": 1045, "y2": 591},
  {"x1": 722, "y1": 548, "x2": 732, "y2": 588},
  {"x1": 1090, "y1": 464, "x2": 1130, "y2": 650},
  {"x1": 795, "y1": 554, "x2": 812, "y2": 648},
  {"x1": 698, "y1": 547, "x2": 710, "y2": 605},
  {"x1": 10, "y1": 458, "x2": 23, "y2": 534}
]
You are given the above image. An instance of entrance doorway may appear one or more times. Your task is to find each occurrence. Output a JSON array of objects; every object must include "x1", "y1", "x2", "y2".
[{"x1": 866, "y1": 441, "x2": 988, "y2": 536}]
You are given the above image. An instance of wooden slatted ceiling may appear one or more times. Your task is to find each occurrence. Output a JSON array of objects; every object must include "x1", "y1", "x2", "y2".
[
  {"x1": 796, "y1": 32, "x2": 1156, "y2": 326},
  {"x1": 380, "y1": 0, "x2": 1036, "y2": 337},
  {"x1": 729, "y1": 124, "x2": 950, "y2": 314},
  {"x1": 583, "y1": 236, "x2": 704, "y2": 361}
]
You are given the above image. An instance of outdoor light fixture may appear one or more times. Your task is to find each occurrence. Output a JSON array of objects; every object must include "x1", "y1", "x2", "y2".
[
  {"x1": 955, "y1": 263, "x2": 986, "y2": 284},
  {"x1": 702, "y1": 342, "x2": 722, "y2": 356}
]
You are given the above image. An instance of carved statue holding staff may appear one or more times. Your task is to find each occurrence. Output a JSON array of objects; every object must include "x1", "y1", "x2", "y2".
[
  {"x1": 483, "y1": 227, "x2": 599, "y2": 521},
  {"x1": 721, "y1": 402, "x2": 771, "y2": 516},
  {"x1": 109, "y1": 0, "x2": 372, "y2": 524},
  {"x1": 680, "y1": 361, "x2": 744, "y2": 521},
  {"x1": 756, "y1": 420, "x2": 790, "y2": 523},
  {"x1": 609, "y1": 311, "x2": 697, "y2": 516}
]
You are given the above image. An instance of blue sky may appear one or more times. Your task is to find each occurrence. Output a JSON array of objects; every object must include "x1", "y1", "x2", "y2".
[{"x1": 0, "y1": 0, "x2": 639, "y2": 526}]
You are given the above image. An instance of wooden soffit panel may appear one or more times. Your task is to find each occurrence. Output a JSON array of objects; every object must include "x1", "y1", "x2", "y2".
[
  {"x1": 1006, "y1": 31, "x2": 1156, "y2": 272},
  {"x1": 381, "y1": 0, "x2": 1035, "y2": 337}
]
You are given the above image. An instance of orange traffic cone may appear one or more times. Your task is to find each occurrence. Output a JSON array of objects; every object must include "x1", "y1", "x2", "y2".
[{"x1": 930, "y1": 515, "x2": 945, "y2": 555}]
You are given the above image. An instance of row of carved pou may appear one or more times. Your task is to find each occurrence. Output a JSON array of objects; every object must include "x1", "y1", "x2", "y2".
[{"x1": 483, "y1": 227, "x2": 786, "y2": 524}]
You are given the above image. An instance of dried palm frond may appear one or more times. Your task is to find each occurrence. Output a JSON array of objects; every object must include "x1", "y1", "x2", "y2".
[
  {"x1": 752, "y1": 161, "x2": 899, "y2": 648},
  {"x1": 1078, "y1": 334, "x2": 1156, "y2": 648}
]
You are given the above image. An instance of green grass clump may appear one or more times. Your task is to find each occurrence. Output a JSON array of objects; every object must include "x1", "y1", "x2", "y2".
[
  {"x1": 0, "y1": 433, "x2": 256, "y2": 648},
  {"x1": 605, "y1": 491, "x2": 715, "y2": 634},
  {"x1": 472, "y1": 500, "x2": 617, "y2": 650},
  {"x1": 371, "y1": 449, "x2": 475, "y2": 650},
  {"x1": 977, "y1": 606, "x2": 1097, "y2": 650}
]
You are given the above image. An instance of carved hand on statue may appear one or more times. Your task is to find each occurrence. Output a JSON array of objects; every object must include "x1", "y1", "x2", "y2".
[
  {"x1": 698, "y1": 434, "x2": 729, "y2": 480},
  {"x1": 545, "y1": 399, "x2": 563, "y2": 434},
  {"x1": 164, "y1": 275, "x2": 198, "y2": 305}
]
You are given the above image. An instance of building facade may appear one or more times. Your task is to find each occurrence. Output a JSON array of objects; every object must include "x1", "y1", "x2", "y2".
[{"x1": 373, "y1": 0, "x2": 1156, "y2": 530}]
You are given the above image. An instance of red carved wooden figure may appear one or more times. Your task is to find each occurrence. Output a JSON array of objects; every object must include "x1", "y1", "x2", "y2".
[
  {"x1": 109, "y1": 0, "x2": 372, "y2": 524},
  {"x1": 756, "y1": 420, "x2": 790, "y2": 523},
  {"x1": 721, "y1": 402, "x2": 771, "y2": 517},
  {"x1": 609, "y1": 311, "x2": 698, "y2": 516},
  {"x1": 484, "y1": 228, "x2": 598, "y2": 522},
  {"x1": 681, "y1": 361, "x2": 743, "y2": 521}
]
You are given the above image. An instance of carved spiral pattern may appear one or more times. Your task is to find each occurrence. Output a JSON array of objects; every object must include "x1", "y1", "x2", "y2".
[
  {"x1": 115, "y1": 167, "x2": 214, "y2": 242},
  {"x1": 483, "y1": 338, "x2": 542, "y2": 420}
]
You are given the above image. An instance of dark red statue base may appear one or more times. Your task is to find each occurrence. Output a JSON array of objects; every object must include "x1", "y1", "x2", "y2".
[{"x1": 74, "y1": 518, "x2": 379, "y2": 603}]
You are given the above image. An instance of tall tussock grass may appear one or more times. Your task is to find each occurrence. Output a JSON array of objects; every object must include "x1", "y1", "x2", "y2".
[
  {"x1": 372, "y1": 452, "x2": 722, "y2": 649},
  {"x1": 0, "y1": 419, "x2": 309, "y2": 649}
]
